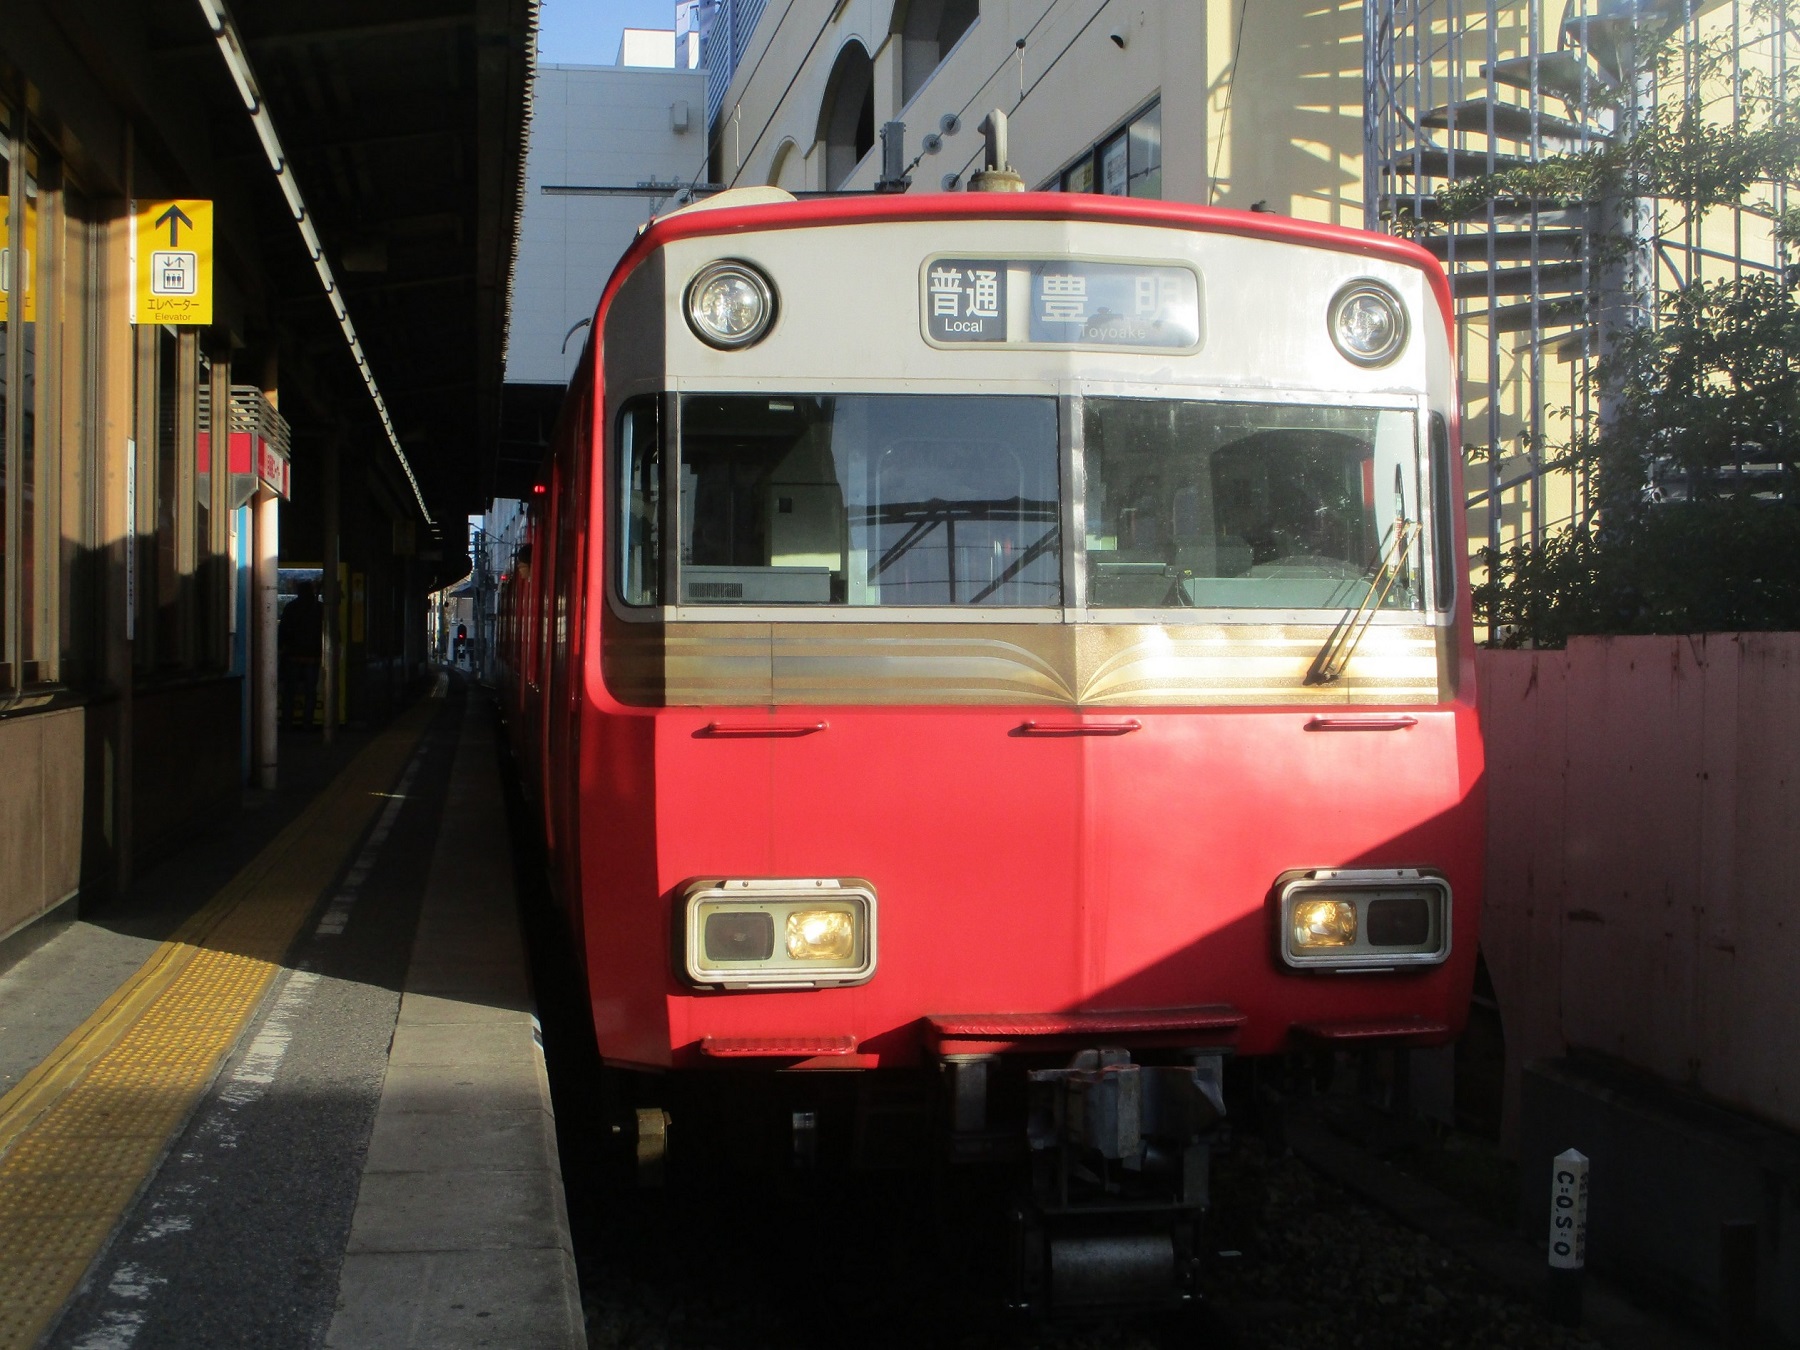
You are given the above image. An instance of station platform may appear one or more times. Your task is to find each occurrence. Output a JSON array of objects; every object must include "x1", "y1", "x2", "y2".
[{"x1": 0, "y1": 676, "x2": 585, "y2": 1349}]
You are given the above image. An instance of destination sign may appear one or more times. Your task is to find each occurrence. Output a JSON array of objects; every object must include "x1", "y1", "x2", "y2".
[{"x1": 922, "y1": 257, "x2": 1200, "y2": 351}]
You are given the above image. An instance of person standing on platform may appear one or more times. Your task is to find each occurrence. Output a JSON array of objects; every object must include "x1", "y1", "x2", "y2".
[{"x1": 280, "y1": 581, "x2": 324, "y2": 731}]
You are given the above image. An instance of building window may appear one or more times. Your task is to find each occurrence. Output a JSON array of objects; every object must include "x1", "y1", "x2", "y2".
[
  {"x1": 2, "y1": 109, "x2": 57, "y2": 692},
  {"x1": 818, "y1": 41, "x2": 875, "y2": 189},
  {"x1": 0, "y1": 107, "x2": 104, "y2": 698},
  {"x1": 898, "y1": 0, "x2": 978, "y2": 107},
  {"x1": 1056, "y1": 102, "x2": 1162, "y2": 200}
]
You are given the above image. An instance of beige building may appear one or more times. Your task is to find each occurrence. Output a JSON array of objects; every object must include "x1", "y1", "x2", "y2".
[
  {"x1": 702, "y1": 0, "x2": 1791, "y2": 571},
  {"x1": 708, "y1": 2, "x2": 1362, "y2": 220}
]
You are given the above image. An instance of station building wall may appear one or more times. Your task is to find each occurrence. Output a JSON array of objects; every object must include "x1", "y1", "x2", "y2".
[
  {"x1": 0, "y1": 6, "x2": 429, "y2": 947},
  {"x1": 0, "y1": 12, "x2": 252, "y2": 942}
]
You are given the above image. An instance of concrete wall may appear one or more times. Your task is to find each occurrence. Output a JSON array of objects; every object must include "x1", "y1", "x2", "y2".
[
  {"x1": 506, "y1": 63, "x2": 710, "y2": 386},
  {"x1": 1478, "y1": 635, "x2": 1800, "y2": 1139},
  {"x1": 1476, "y1": 635, "x2": 1800, "y2": 1342},
  {"x1": 1520, "y1": 1055, "x2": 1800, "y2": 1342}
]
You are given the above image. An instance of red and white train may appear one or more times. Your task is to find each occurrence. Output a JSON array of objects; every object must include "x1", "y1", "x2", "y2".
[{"x1": 497, "y1": 178, "x2": 1484, "y2": 1311}]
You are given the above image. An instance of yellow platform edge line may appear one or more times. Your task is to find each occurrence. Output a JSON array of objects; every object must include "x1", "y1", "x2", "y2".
[
  {"x1": 0, "y1": 700, "x2": 438, "y2": 1350},
  {"x1": 0, "y1": 701, "x2": 432, "y2": 1157}
]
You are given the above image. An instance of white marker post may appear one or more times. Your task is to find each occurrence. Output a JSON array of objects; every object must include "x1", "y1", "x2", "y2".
[{"x1": 1547, "y1": 1147, "x2": 1589, "y2": 1325}]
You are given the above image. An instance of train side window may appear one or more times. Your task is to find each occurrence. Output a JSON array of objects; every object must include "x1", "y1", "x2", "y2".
[
  {"x1": 617, "y1": 396, "x2": 661, "y2": 606},
  {"x1": 1430, "y1": 413, "x2": 1454, "y2": 611}
]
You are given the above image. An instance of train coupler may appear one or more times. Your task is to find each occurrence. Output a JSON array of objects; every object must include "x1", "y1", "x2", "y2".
[{"x1": 1010, "y1": 1048, "x2": 1226, "y2": 1313}]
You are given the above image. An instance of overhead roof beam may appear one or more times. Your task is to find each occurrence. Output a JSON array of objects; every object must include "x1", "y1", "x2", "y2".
[
  {"x1": 195, "y1": 0, "x2": 433, "y2": 526},
  {"x1": 158, "y1": 14, "x2": 473, "y2": 56}
]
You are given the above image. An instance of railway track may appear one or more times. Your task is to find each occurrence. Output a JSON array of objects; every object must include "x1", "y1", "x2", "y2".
[{"x1": 547, "y1": 1119, "x2": 1604, "y2": 1349}]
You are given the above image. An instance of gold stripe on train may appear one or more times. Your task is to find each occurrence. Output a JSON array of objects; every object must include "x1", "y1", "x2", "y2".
[{"x1": 602, "y1": 620, "x2": 1448, "y2": 707}]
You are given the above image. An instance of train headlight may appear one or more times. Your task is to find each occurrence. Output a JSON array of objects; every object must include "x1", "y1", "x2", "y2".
[
  {"x1": 704, "y1": 911, "x2": 775, "y2": 962},
  {"x1": 1292, "y1": 899, "x2": 1357, "y2": 949},
  {"x1": 1276, "y1": 869, "x2": 1450, "y2": 970},
  {"x1": 787, "y1": 910, "x2": 856, "y2": 961},
  {"x1": 682, "y1": 878, "x2": 875, "y2": 988},
  {"x1": 1328, "y1": 281, "x2": 1408, "y2": 367},
  {"x1": 685, "y1": 260, "x2": 777, "y2": 349}
]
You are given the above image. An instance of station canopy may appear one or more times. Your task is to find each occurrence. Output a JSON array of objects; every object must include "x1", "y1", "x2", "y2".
[{"x1": 149, "y1": 0, "x2": 534, "y2": 524}]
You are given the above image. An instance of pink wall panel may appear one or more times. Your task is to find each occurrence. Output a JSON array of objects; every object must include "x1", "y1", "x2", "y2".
[{"x1": 1478, "y1": 635, "x2": 1800, "y2": 1140}]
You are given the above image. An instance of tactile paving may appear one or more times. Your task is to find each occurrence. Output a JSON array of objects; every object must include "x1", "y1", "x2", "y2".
[{"x1": 0, "y1": 702, "x2": 434, "y2": 1350}]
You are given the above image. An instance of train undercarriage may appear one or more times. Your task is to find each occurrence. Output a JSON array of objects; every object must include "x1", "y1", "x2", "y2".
[{"x1": 614, "y1": 1042, "x2": 1234, "y2": 1316}]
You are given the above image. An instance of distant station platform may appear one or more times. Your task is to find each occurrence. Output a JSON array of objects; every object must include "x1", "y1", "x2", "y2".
[{"x1": 0, "y1": 676, "x2": 583, "y2": 1350}]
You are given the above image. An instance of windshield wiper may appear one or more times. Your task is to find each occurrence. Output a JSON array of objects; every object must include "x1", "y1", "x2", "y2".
[{"x1": 1306, "y1": 513, "x2": 1417, "y2": 686}]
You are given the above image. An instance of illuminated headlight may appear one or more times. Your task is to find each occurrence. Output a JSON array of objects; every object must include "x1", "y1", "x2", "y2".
[
  {"x1": 1293, "y1": 899, "x2": 1357, "y2": 949},
  {"x1": 787, "y1": 910, "x2": 855, "y2": 960},
  {"x1": 685, "y1": 260, "x2": 777, "y2": 350},
  {"x1": 1277, "y1": 869, "x2": 1449, "y2": 969},
  {"x1": 1328, "y1": 281, "x2": 1408, "y2": 367},
  {"x1": 683, "y1": 878, "x2": 875, "y2": 988}
]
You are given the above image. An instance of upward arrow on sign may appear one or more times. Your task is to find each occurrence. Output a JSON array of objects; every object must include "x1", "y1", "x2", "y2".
[{"x1": 154, "y1": 203, "x2": 195, "y2": 246}]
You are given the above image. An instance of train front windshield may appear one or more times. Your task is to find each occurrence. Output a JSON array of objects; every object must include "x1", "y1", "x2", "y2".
[{"x1": 618, "y1": 393, "x2": 1433, "y2": 613}]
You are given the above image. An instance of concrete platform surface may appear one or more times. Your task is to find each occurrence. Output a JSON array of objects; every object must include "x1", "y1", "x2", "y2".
[
  {"x1": 327, "y1": 692, "x2": 583, "y2": 1349},
  {"x1": 0, "y1": 678, "x2": 583, "y2": 1350}
]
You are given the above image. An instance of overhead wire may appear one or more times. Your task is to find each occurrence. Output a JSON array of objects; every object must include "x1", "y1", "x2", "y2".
[
  {"x1": 1208, "y1": 0, "x2": 1253, "y2": 205},
  {"x1": 949, "y1": 0, "x2": 1114, "y2": 185},
  {"x1": 708, "y1": 1, "x2": 838, "y2": 191},
  {"x1": 195, "y1": 0, "x2": 433, "y2": 526}
]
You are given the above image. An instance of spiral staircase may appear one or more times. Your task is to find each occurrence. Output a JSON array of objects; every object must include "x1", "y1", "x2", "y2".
[{"x1": 1363, "y1": 0, "x2": 1789, "y2": 551}]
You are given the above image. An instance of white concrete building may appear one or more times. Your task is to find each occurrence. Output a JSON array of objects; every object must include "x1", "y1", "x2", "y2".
[
  {"x1": 492, "y1": 39, "x2": 709, "y2": 613},
  {"x1": 505, "y1": 60, "x2": 710, "y2": 387}
]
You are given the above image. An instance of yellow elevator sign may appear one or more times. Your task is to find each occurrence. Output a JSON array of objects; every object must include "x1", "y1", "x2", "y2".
[
  {"x1": 131, "y1": 199, "x2": 214, "y2": 325},
  {"x1": 0, "y1": 194, "x2": 40, "y2": 322}
]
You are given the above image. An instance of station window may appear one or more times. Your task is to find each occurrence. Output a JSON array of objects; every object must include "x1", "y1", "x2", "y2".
[
  {"x1": 133, "y1": 319, "x2": 219, "y2": 674},
  {"x1": 2, "y1": 110, "x2": 66, "y2": 694},
  {"x1": 1056, "y1": 102, "x2": 1162, "y2": 199},
  {"x1": 57, "y1": 185, "x2": 100, "y2": 687}
]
